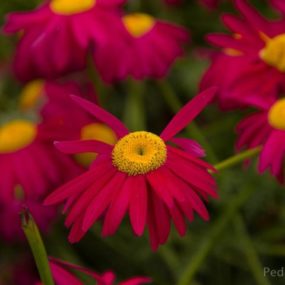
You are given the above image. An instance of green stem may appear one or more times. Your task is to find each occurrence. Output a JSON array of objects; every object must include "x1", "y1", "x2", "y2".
[
  {"x1": 123, "y1": 79, "x2": 146, "y2": 131},
  {"x1": 234, "y1": 215, "x2": 271, "y2": 285},
  {"x1": 214, "y1": 147, "x2": 261, "y2": 171},
  {"x1": 177, "y1": 183, "x2": 257, "y2": 285},
  {"x1": 157, "y1": 80, "x2": 218, "y2": 163},
  {"x1": 21, "y1": 210, "x2": 54, "y2": 285}
]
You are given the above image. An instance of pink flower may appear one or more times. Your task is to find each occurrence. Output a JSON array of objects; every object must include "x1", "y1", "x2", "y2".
[
  {"x1": 200, "y1": 0, "x2": 285, "y2": 109},
  {"x1": 0, "y1": 119, "x2": 80, "y2": 202},
  {"x1": 236, "y1": 97, "x2": 285, "y2": 183},
  {"x1": 199, "y1": 0, "x2": 220, "y2": 9},
  {"x1": 3, "y1": 0, "x2": 125, "y2": 82},
  {"x1": 20, "y1": 80, "x2": 118, "y2": 168},
  {"x1": 93, "y1": 13, "x2": 189, "y2": 82},
  {"x1": 45, "y1": 88, "x2": 218, "y2": 250},
  {"x1": 39, "y1": 257, "x2": 151, "y2": 285}
]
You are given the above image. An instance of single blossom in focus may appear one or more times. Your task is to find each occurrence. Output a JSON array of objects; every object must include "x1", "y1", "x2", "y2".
[
  {"x1": 35, "y1": 257, "x2": 151, "y2": 285},
  {"x1": 201, "y1": 0, "x2": 285, "y2": 109},
  {"x1": 236, "y1": 97, "x2": 285, "y2": 182},
  {"x1": 94, "y1": 13, "x2": 189, "y2": 82},
  {"x1": 3, "y1": 0, "x2": 124, "y2": 81},
  {"x1": 45, "y1": 88, "x2": 218, "y2": 250}
]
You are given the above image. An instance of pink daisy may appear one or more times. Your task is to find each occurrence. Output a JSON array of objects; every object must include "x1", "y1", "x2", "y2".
[
  {"x1": 0, "y1": 118, "x2": 80, "y2": 202},
  {"x1": 3, "y1": 0, "x2": 124, "y2": 81},
  {"x1": 45, "y1": 88, "x2": 218, "y2": 250},
  {"x1": 236, "y1": 97, "x2": 285, "y2": 183},
  {"x1": 200, "y1": 0, "x2": 285, "y2": 109},
  {"x1": 35, "y1": 257, "x2": 151, "y2": 285},
  {"x1": 40, "y1": 81, "x2": 118, "y2": 167},
  {"x1": 93, "y1": 13, "x2": 189, "y2": 82},
  {"x1": 19, "y1": 80, "x2": 118, "y2": 167}
]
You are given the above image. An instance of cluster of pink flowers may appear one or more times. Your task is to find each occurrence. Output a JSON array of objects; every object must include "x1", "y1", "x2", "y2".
[
  {"x1": 3, "y1": 0, "x2": 285, "y2": 284},
  {"x1": 201, "y1": 0, "x2": 285, "y2": 182}
]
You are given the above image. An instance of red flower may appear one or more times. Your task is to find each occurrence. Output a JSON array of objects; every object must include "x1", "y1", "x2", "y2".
[
  {"x1": 201, "y1": 0, "x2": 285, "y2": 109},
  {"x1": 236, "y1": 97, "x2": 285, "y2": 182},
  {"x1": 45, "y1": 88, "x2": 218, "y2": 250}
]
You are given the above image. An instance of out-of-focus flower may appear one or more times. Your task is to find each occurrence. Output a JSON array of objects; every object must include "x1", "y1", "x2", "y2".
[
  {"x1": 19, "y1": 80, "x2": 117, "y2": 167},
  {"x1": 45, "y1": 88, "x2": 218, "y2": 250},
  {"x1": 35, "y1": 257, "x2": 151, "y2": 285},
  {"x1": 0, "y1": 118, "x2": 80, "y2": 201},
  {"x1": 3, "y1": 0, "x2": 125, "y2": 82},
  {"x1": 236, "y1": 97, "x2": 285, "y2": 183},
  {"x1": 42, "y1": 81, "x2": 118, "y2": 167},
  {"x1": 93, "y1": 13, "x2": 189, "y2": 82},
  {"x1": 200, "y1": 0, "x2": 285, "y2": 109}
]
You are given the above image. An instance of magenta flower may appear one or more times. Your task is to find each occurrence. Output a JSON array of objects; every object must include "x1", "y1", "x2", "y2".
[
  {"x1": 93, "y1": 13, "x2": 189, "y2": 82},
  {"x1": 37, "y1": 257, "x2": 151, "y2": 285},
  {"x1": 200, "y1": 0, "x2": 285, "y2": 109},
  {"x1": 236, "y1": 97, "x2": 285, "y2": 183},
  {"x1": 40, "y1": 81, "x2": 118, "y2": 167},
  {"x1": 3, "y1": 0, "x2": 125, "y2": 81},
  {"x1": 45, "y1": 88, "x2": 218, "y2": 250}
]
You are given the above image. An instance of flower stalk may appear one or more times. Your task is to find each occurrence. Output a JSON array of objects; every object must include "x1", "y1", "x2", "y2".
[
  {"x1": 21, "y1": 209, "x2": 55, "y2": 285},
  {"x1": 214, "y1": 147, "x2": 262, "y2": 171}
]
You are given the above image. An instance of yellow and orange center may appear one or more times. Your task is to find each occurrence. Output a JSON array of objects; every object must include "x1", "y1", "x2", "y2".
[
  {"x1": 0, "y1": 120, "x2": 37, "y2": 154},
  {"x1": 19, "y1": 80, "x2": 44, "y2": 111},
  {"x1": 123, "y1": 13, "x2": 155, "y2": 38},
  {"x1": 260, "y1": 34, "x2": 285, "y2": 72},
  {"x1": 75, "y1": 123, "x2": 117, "y2": 167},
  {"x1": 268, "y1": 99, "x2": 285, "y2": 130},
  {"x1": 112, "y1": 131, "x2": 167, "y2": 176},
  {"x1": 50, "y1": 0, "x2": 96, "y2": 15}
]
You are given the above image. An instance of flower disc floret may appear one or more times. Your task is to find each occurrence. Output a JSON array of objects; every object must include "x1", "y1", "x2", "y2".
[
  {"x1": 50, "y1": 0, "x2": 96, "y2": 15},
  {"x1": 268, "y1": 98, "x2": 285, "y2": 130},
  {"x1": 123, "y1": 13, "x2": 155, "y2": 38},
  {"x1": 0, "y1": 120, "x2": 37, "y2": 153},
  {"x1": 260, "y1": 34, "x2": 285, "y2": 72},
  {"x1": 112, "y1": 131, "x2": 167, "y2": 175}
]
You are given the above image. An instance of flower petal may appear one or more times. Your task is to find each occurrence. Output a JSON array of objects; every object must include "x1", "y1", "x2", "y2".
[
  {"x1": 160, "y1": 87, "x2": 216, "y2": 141},
  {"x1": 71, "y1": 95, "x2": 129, "y2": 138}
]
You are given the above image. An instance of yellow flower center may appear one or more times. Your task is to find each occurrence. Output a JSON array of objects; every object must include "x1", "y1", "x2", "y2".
[
  {"x1": 75, "y1": 123, "x2": 117, "y2": 167},
  {"x1": 268, "y1": 99, "x2": 285, "y2": 130},
  {"x1": 19, "y1": 80, "x2": 44, "y2": 111},
  {"x1": 50, "y1": 0, "x2": 96, "y2": 15},
  {"x1": 260, "y1": 34, "x2": 285, "y2": 72},
  {"x1": 112, "y1": 131, "x2": 167, "y2": 176},
  {"x1": 123, "y1": 13, "x2": 155, "y2": 38},
  {"x1": 0, "y1": 120, "x2": 37, "y2": 154}
]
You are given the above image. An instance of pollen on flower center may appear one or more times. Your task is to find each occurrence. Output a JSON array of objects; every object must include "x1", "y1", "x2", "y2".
[
  {"x1": 50, "y1": 0, "x2": 96, "y2": 15},
  {"x1": 19, "y1": 80, "x2": 44, "y2": 111},
  {"x1": 112, "y1": 131, "x2": 167, "y2": 176},
  {"x1": 0, "y1": 120, "x2": 37, "y2": 153},
  {"x1": 123, "y1": 13, "x2": 155, "y2": 38},
  {"x1": 260, "y1": 34, "x2": 285, "y2": 72},
  {"x1": 75, "y1": 123, "x2": 117, "y2": 167},
  {"x1": 268, "y1": 99, "x2": 285, "y2": 130}
]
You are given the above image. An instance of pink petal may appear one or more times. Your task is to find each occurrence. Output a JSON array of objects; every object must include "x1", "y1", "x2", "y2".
[
  {"x1": 160, "y1": 87, "x2": 216, "y2": 141},
  {"x1": 71, "y1": 95, "x2": 129, "y2": 138},
  {"x1": 54, "y1": 140, "x2": 113, "y2": 154}
]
